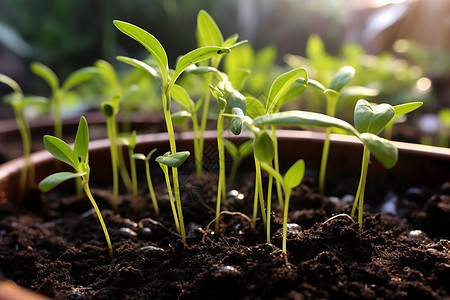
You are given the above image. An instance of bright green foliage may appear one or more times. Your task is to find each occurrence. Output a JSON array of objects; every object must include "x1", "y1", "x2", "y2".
[
  {"x1": 223, "y1": 139, "x2": 253, "y2": 185},
  {"x1": 155, "y1": 151, "x2": 190, "y2": 168},
  {"x1": 38, "y1": 117, "x2": 113, "y2": 259}
]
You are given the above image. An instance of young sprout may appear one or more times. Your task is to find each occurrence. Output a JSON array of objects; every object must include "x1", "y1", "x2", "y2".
[
  {"x1": 254, "y1": 132, "x2": 305, "y2": 253},
  {"x1": 30, "y1": 62, "x2": 98, "y2": 139},
  {"x1": 351, "y1": 99, "x2": 422, "y2": 230},
  {"x1": 0, "y1": 73, "x2": 47, "y2": 196},
  {"x1": 101, "y1": 96, "x2": 132, "y2": 210},
  {"x1": 120, "y1": 130, "x2": 138, "y2": 214},
  {"x1": 38, "y1": 116, "x2": 113, "y2": 259},
  {"x1": 195, "y1": 10, "x2": 247, "y2": 178},
  {"x1": 132, "y1": 148, "x2": 159, "y2": 217},
  {"x1": 155, "y1": 151, "x2": 190, "y2": 243},
  {"x1": 114, "y1": 19, "x2": 230, "y2": 242},
  {"x1": 223, "y1": 139, "x2": 253, "y2": 185}
]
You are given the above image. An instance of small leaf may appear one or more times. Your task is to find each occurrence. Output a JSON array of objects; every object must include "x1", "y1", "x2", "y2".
[
  {"x1": 393, "y1": 101, "x2": 423, "y2": 118},
  {"x1": 253, "y1": 110, "x2": 360, "y2": 137},
  {"x1": 171, "y1": 110, "x2": 192, "y2": 125},
  {"x1": 328, "y1": 66, "x2": 355, "y2": 92},
  {"x1": 228, "y1": 68, "x2": 251, "y2": 91},
  {"x1": 116, "y1": 56, "x2": 159, "y2": 78},
  {"x1": 225, "y1": 89, "x2": 246, "y2": 115},
  {"x1": 155, "y1": 151, "x2": 190, "y2": 168},
  {"x1": 43, "y1": 135, "x2": 76, "y2": 168},
  {"x1": 15, "y1": 96, "x2": 48, "y2": 109},
  {"x1": 62, "y1": 67, "x2": 98, "y2": 92},
  {"x1": 284, "y1": 159, "x2": 305, "y2": 190},
  {"x1": 0, "y1": 73, "x2": 22, "y2": 94},
  {"x1": 171, "y1": 84, "x2": 195, "y2": 110},
  {"x1": 196, "y1": 10, "x2": 223, "y2": 47},
  {"x1": 307, "y1": 79, "x2": 326, "y2": 91},
  {"x1": 254, "y1": 132, "x2": 274, "y2": 163},
  {"x1": 245, "y1": 96, "x2": 265, "y2": 119},
  {"x1": 238, "y1": 140, "x2": 253, "y2": 158},
  {"x1": 39, "y1": 172, "x2": 85, "y2": 192},
  {"x1": 30, "y1": 62, "x2": 59, "y2": 93},
  {"x1": 113, "y1": 20, "x2": 168, "y2": 82},
  {"x1": 132, "y1": 153, "x2": 147, "y2": 161},
  {"x1": 360, "y1": 133, "x2": 398, "y2": 169},
  {"x1": 223, "y1": 33, "x2": 239, "y2": 48},
  {"x1": 172, "y1": 46, "x2": 230, "y2": 86},
  {"x1": 73, "y1": 116, "x2": 89, "y2": 164},
  {"x1": 266, "y1": 68, "x2": 308, "y2": 113},
  {"x1": 338, "y1": 86, "x2": 379, "y2": 103},
  {"x1": 145, "y1": 148, "x2": 158, "y2": 161},
  {"x1": 223, "y1": 139, "x2": 238, "y2": 159},
  {"x1": 230, "y1": 107, "x2": 244, "y2": 135},
  {"x1": 259, "y1": 162, "x2": 284, "y2": 188},
  {"x1": 354, "y1": 100, "x2": 394, "y2": 135}
]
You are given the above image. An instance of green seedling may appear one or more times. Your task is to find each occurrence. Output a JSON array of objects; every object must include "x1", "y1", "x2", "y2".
[
  {"x1": 209, "y1": 79, "x2": 246, "y2": 233},
  {"x1": 132, "y1": 148, "x2": 159, "y2": 218},
  {"x1": 195, "y1": 10, "x2": 247, "y2": 178},
  {"x1": 38, "y1": 116, "x2": 113, "y2": 258},
  {"x1": 156, "y1": 151, "x2": 190, "y2": 243},
  {"x1": 30, "y1": 62, "x2": 98, "y2": 139},
  {"x1": 254, "y1": 132, "x2": 305, "y2": 253},
  {"x1": 120, "y1": 130, "x2": 138, "y2": 213},
  {"x1": 101, "y1": 96, "x2": 132, "y2": 210},
  {"x1": 0, "y1": 73, "x2": 47, "y2": 195},
  {"x1": 351, "y1": 99, "x2": 422, "y2": 230},
  {"x1": 223, "y1": 139, "x2": 253, "y2": 185},
  {"x1": 114, "y1": 19, "x2": 230, "y2": 243}
]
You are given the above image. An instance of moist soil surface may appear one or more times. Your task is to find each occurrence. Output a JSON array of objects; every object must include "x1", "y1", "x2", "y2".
[{"x1": 0, "y1": 165, "x2": 449, "y2": 299}]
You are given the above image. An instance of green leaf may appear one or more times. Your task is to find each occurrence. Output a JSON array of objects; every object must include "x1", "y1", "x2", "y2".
[
  {"x1": 171, "y1": 110, "x2": 192, "y2": 125},
  {"x1": 307, "y1": 79, "x2": 326, "y2": 91},
  {"x1": 228, "y1": 68, "x2": 251, "y2": 91},
  {"x1": 253, "y1": 110, "x2": 360, "y2": 137},
  {"x1": 225, "y1": 89, "x2": 246, "y2": 115},
  {"x1": 284, "y1": 159, "x2": 305, "y2": 190},
  {"x1": 328, "y1": 66, "x2": 355, "y2": 92},
  {"x1": 15, "y1": 96, "x2": 48, "y2": 109},
  {"x1": 238, "y1": 140, "x2": 253, "y2": 158},
  {"x1": 223, "y1": 33, "x2": 239, "y2": 48},
  {"x1": 223, "y1": 139, "x2": 238, "y2": 159},
  {"x1": 185, "y1": 66, "x2": 223, "y2": 79},
  {"x1": 171, "y1": 84, "x2": 195, "y2": 110},
  {"x1": 30, "y1": 62, "x2": 59, "y2": 93},
  {"x1": 39, "y1": 172, "x2": 85, "y2": 192},
  {"x1": 113, "y1": 20, "x2": 168, "y2": 82},
  {"x1": 278, "y1": 80, "x2": 307, "y2": 109},
  {"x1": 360, "y1": 133, "x2": 398, "y2": 169},
  {"x1": 172, "y1": 46, "x2": 230, "y2": 87},
  {"x1": 146, "y1": 148, "x2": 158, "y2": 161},
  {"x1": 254, "y1": 131, "x2": 274, "y2": 163},
  {"x1": 73, "y1": 116, "x2": 89, "y2": 164},
  {"x1": 354, "y1": 100, "x2": 394, "y2": 135},
  {"x1": 245, "y1": 96, "x2": 265, "y2": 119},
  {"x1": 132, "y1": 153, "x2": 147, "y2": 161},
  {"x1": 196, "y1": 10, "x2": 223, "y2": 47},
  {"x1": 266, "y1": 68, "x2": 308, "y2": 113},
  {"x1": 101, "y1": 95, "x2": 120, "y2": 118},
  {"x1": 116, "y1": 56, "x2": 159, "y2": 78},
  {"x1": 338, "y1": 86, "x2": 379, "y2": 103},
  {"x1": 43, "y1": 135, "x2": 76, "y2": 168},
  {"x1": 62, "y1": 67, "x2": 98, "y2": 92},
  {"x1": 156, "y1": 151, "x2": 190, "y2": 168},
  {"x1": 230, "y1": 107, "x2": 244, "y2": 135},
  {"x1": 393, "y1": 101, "x2": 423, "y2": 118},
  {"x1": 94, "y1": 59, "x2": 120, "y2": 91},
  {"x1": 0, "y1": 73, "x2": 22, "y2": 94}
]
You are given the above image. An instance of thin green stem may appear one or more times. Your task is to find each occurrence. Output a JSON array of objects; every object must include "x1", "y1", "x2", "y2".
[
  {"x1": 106, "y1": 118, "x2": 119, "y2": 210},
  {"x1": 145, "y1": 161, "x2": 159, "y2": 218},
  {"x1": 266, "y1": 174, "x2": 273, "y2": 244},
  {"x1": 282, "y1": 189, "x2": 292, "y2": 255},
  {"x1": 129, "y1": 148, "x2": 138, "y2": 214},
  {"x1": 82, "y1": 180, "x2": 113, "y2": 259},
  {"x1": 319, "y1": 128, "x2": 332, "y2": 194},
  {"x1": 163, "y1": 91, "x2": 186, "y2": 243},
  {"x1": 191, "y1": 111, "x2": 202, "y2": 179},
  {"x1": 161, "y1": 164, "x2": 180, "y2": 233},
  {"x1": 198, "y1": 72, "x2": 214, "y2": 178},
  {"x1": 254, "y1": 157, "x2": 267, "y2": 229},
  {"x1": 251, "y1": 157, "x2": 259, "y2": 231},
  {"x1": 215, "y1": 110, "x2": 226, "y2": 233},
  {"x1": 228, "y1": 157, "x2": 241, "y2": 186},
  {"x1": 350, "y1": 146, "x2": 370, "y2": 232},
  {"x1": 272, "y1": 127, "x2": 284, "y2": 213},
  {"x1": 54, "y1": 90, "x2": 63, "y2": 140},
  {"x1": 113, "y1": 119, "x2": 132, "y2": 192},
  {"x1": 13, "y1": 106, "x2": 31, "y2": 197}
]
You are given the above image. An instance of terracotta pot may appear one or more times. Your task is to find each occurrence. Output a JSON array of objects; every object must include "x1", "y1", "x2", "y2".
[
  {"x1": 0, "y1": 130, "x2": 448, "y2": 298},
  {"x1": 0, "y1": 111, "x2": 165, "y2": 163}
]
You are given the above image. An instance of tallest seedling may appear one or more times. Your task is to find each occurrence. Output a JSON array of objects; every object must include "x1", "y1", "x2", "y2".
[{"x1": 113, "y1": 20, "x2": 230, "y2": 243}]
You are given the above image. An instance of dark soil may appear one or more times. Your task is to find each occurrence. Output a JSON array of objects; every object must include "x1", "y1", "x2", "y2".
[{"x1": 0, "y1": 166, "x2": 449, "y2": 299}]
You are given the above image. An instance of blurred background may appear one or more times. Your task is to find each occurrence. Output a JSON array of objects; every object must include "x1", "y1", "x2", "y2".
[{"x1": 0, "y1": 0, "x2": 449, "y2": 145}]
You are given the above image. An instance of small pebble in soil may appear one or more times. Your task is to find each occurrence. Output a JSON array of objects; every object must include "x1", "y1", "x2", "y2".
[
  {"x1": 341, "y1": 194, "x2": 354, "y2": 205},
  {"x1": 139, "y1": 245, "x2": 165, "y2": 254},
  {"x1": 286, "y1": 223, "x2": 302, "y2": 234},
  {"x1": 227, "y1": 190, "x2": 245, "y2": 203},
  {"x1": 217, "y1": 266, "x2": 241, "y2": 277},
  {"x1": 119, "y1": 227, "x2": 138, "y2": 237},
  {"x1": 408, "y1": 230, "x2": 432, "y2": 245},
  {"x1": 123, "y1": 218, "x2": 138, "y2": 229},
  {"x1": 328, "y1": 196, "x2": 341, "y2": 205},
  {"x1": 381, "y1": 191, "x2": 398, "y2": 216}
]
